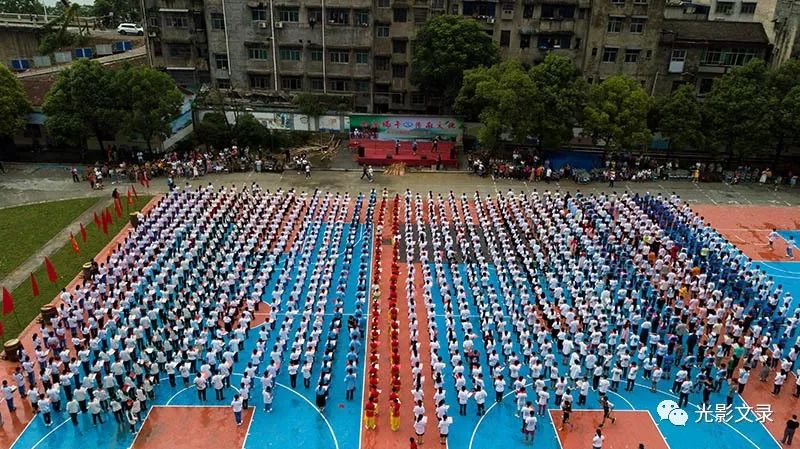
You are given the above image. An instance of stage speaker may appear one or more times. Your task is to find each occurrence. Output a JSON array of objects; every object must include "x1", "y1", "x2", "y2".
[{"x1": 358, "y1": 146, "x2": 365, "y2": 157}]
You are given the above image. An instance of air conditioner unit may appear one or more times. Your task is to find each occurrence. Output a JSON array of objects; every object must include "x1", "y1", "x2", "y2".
[
  {"x1": 275, "y1": 21, "x2": 284, "y2": 28},
  {"x1": 259, "y1": 21, "x2": 268, "y2": 28},
  {"x1": 487, "y1": 17, "x2": 496, "y2": 24}
]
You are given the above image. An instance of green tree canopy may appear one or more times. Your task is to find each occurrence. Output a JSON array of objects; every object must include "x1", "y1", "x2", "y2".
[
  {"x1": 767, "y1": 59, "x2": 800, "y2": 161},
  {"x1": 704, "y1": 59, "x2": 772, "y2": 161},
  {"x1": 582, "y1": 75, "x2": 652, "y2": 152},
  {"x1": 194, "y1": 112, "x2": 231, "y2": 150},
  {"x1": 528, "y1": 53, "x2": 588, "y2": 150},
  {"x1": 0, "y1": 64, "x2": 31, "y2": 138},
  {"x1": 42, "y1": 59, "x2": 120, "y2": 153},
  {"x1": 0, "y1": 0, "x2": 45, "y2": 14},
  {"x1": 412, "y1": 15, "x2": 499, "y2": 109},
  {"x1": 233, "y1": 113, "x2": 269, "y2": 150},
  {"x1": 113, "y1": 65, "x2": 183, "y2": 151},
  {"x1": 654, "y1": 84, "x2": 704, "y2": 153}
]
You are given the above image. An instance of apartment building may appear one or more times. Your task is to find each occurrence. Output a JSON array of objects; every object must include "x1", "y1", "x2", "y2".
[{"x1": 141, "y1": 0, "x2": 781, "y2": 112}]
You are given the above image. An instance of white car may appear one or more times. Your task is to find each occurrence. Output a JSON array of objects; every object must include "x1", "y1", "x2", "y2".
[{"x1": 117, "y1": 23, "x2": 144, "y2": 35}]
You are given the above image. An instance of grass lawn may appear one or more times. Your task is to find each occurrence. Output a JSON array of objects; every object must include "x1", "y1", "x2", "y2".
[
  {"x1": 2, "y1": 196, "x2": 153, "y2": 340},
  {"x1": 0, "y1": 197, "x2": 101, "y2": 279}
]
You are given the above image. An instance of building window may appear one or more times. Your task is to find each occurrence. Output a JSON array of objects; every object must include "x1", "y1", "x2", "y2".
[
  {"x1": 310, "y1": 78, "x2": 324, "y2": 91},
  {"x1": 393, "y1": 8, "x2": 407, "y2": 22},
  {"x1": 715, "y1": 1, "x2": 733, "y2": 13},
  {"x1": 251, "y1": 7, "x2": 267, "y2": 21},
  {"x1": 538, "y1": 34, "x2": 570, "y2": 49},
  {"x1": 392, "y1": 64, "x2": 407, "y2": 78},
  {"x1": 541, "y1": 5, "x2": 574, "y2": 18},
  {"x1": 330, "y1": 79, "x2": 350, "y2": 92},
  {"x1": 330, "y1": 50, "x2": 350, "y2": 63},
  {"x1": 376, "y1": 25, "x2": 390, "y2": 37},
  {"x1": 523, "y1": 4, "x2": 533, "y2": 18},
  {"x1": 520, "y1": 34, "x2": 530, "y2": 49},
  {"x1": 279, "y1": 48, "x2": 301, "y2": 61},
  {"x1": 391, "y1": 92, "x2": 405, "y2": 104},
  {"x1": 607, "y1": 16, "x2": 623, "y2": 33},
  {"x1": 624, "y1": 48, "x2": 640, "y2": 62},
  {"x1": 611, "y1": 0, "x2": 624, "y2": 5},
  {"x1": 355, "y1": 80, "x2": 370, "y2": 92},
  {"x1": 500, "y1": 30, "x2": 510, "y2": 47},
  {"x1": 308, "y1": 8, "x2": 322, "y2": 24},
  {"x1": 168, "y1": 43, "x2": 191, "y2": 57},
  {"x1": 279, "y1": 8, "x2": 299, "y2": 22},
  {"x1": 414, "y1": 9, "x2": 427, "y2": 23},
  {"x1": 411, "y1": 92, "x2": 425, "y2": 105},
  {"x1": 376, "y1": 57, "x2": 390, "y2": 70},
  {"x1": 356, "y1": 50, "x2": 369, "y2": 64},
  {"x1": 633, "y1": 0, "x2": 647, "y2": 4},
  {"x1": 392, "y1": 40, "x2": 407, "y2": 54},
  {"x1": 311, "y1": 50, "x2": 323, "y2": 61},
  {"x1": 669, "y1": 48, "x2": 686, "y2": 72},
  {"x1": 740, "y1": 2, "x2": 756, "y2": 14},
  {"x1": 164, "y1": 14, "x2": 188, "y2": 27},
  {"x1": 216, "y1": 78, "x2": 230, "y2": 89},
  {"x1": 248, "y1": 45, "x2": 269, "y2": 60},
  {"x1": 698, "y1": 78, "x2": 714, "y2": 94},
  {"x1": 210, "y1": 13, "x2": 224, "y2": 30},
  {"x1": 281, "y1": 76, "x2": 302, "y2": 90},
  {"x1": 215, "y1": 53, "x2": 228, "y2": 70},
  {"x1": 630, "y1": 17, "x2": 646, "y2": 33},
  {"x1": 328, "y1": 8, "x2": 348, "y2": 25},
  {"x1": 355, "y1": 10, "x2": 369, "y2": 25},
  {"x1": 377, "y1": 0, "x2": 390, "y2": 7},
  {"x1": 250, "y1": 74, "x2": 270, "y2": 89},
  {"x1": 602, "y1": 47, "x2": 618, "y2": 63},
  {"x1": 592, "y1": 47, "x2": 598, "y2": 56}
]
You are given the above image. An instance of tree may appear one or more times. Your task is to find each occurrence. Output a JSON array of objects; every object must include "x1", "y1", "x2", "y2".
[
  {"x1": 528, "y1": 54, "x2": 588, "y2": 150},
  {"x1": 114, "y1": 65, "x2": 183, "y2": 151},
  {"x1": 455, "y1": 60, "x2": 539, "y2": 151},
  {"x1": 655, "y1": 84, "x2": 704, "y2": 154},
  {"x1": 233, "y1": 113, "x2": 269, "y2": 150},
  {"x1": 42, "y1": 59, "x2": 119, "y2": 154},
  {"x1": 582, "y1": 75, "x2": 652, "y2": 152},
  {"x1": 767, "y1": 59, "x2": 800, "y2": 162},
  {"x1": 93, "y1": 0, "x2": 140, "y2": 26},
  {"x1": 412, "y1": 15, "x2": 500, "y2": 109},
  {"x1": 293, "y1": 93, "x2": 329, "y2": 130},
  {"x1": 0, "y1": 64, "x2": 31, "y2": 138},
  {"x1": 194, "y1": 112, "x2": 231, "y2": 150},
  {"x1": 0, "y1": 0, "x2": 44, "y2": 14},
  {"x1": 704, "y1": 59, "x2": 772, "y2": 162}
]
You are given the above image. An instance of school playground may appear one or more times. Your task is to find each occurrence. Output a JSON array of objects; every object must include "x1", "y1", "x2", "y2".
[{"x1": 1, "y1": 196, "x2": 799, "y2": 449}]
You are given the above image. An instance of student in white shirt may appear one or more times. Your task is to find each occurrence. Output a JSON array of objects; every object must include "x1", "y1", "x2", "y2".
[
  {"x1": 437, "y1": 414, "x2": 453, "y2": 445},
  {"x1": 231, "y1": 394, "x2": 244, "y2": 426}
]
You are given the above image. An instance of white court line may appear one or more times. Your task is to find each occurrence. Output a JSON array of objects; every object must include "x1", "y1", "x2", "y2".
[
  {"x1": 739, "y1": 394, "x2": 783, "y2": 449},
  {"x1": 29, "y1": 418, "x2": 70, "y2": 449},
  {"x1": 646, "y1": 408, "x2": 671, "y2": 448},
  {"x1": 242, "y1": 403, "x2": 255, "y2": 449},
  {"x1": 7, "y1": 415, "x2": 36, "y2": 449},
  {"x1": 548, "y1": 410, "x2": 564, "y2": 449},
  {"x1": 127, "y1": 407, "x2": 153, "y2": 449},
  {"x1": 632, "y1": 382, "x2": 770, "y2": 449},
  {"x1": 758, "y1": 261, "x2": 800, "y2": 274},
  {"x1": 468, "y1": 383, "x2": 532, "y2": 449}
]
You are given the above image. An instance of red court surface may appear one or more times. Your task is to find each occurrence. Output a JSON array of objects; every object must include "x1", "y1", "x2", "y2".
[
  {"x1": 550, "y1": 410, "x2": 669, "y2": 449},
  {"x1": 131, "y1": 406, "x2": 253, "y2": 449},
  {"x1": 352, "y1": 140, "x2": 458, "y2": 168},
  {"x1": 692, "y1": 205, "x2": 800, "y2": 260}
]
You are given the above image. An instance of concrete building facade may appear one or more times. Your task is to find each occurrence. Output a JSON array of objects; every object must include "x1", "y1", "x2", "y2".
[{"x1": 141, "y1": 0, "x2": 789, "y2": 112}]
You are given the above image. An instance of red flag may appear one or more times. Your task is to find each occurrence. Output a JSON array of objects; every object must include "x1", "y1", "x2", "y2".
[
  {"x1": 70, "y1": 233, "x2": 80, "y2": 255},
  {"x1": 107, "y1": 207, "x2": 115, "y2": 223},
  {"x1": 102, "y1": 216, "x2": 109, "y2": 235},
  {"x1": 80, "y1": 223, "x2": 87, "y2": 242},
  {"x1": 0, "y1": 321, "x2": 4, "y2": 336},
  {"x1": 131, "y1": 185, "x2": 138, "y2": 198},
  {"x1": 30, "y1": 273, "x2": 39, "y2": 297},
  {"x1": 127, "y1": 188, "x2": 133, "y2": 206},
  {"x1": 114, "y1": 198, "x2": 123, "y2": 218},
  {"x1": 2, "y1": 287, "x2": 13, "y2": 315},
  {"x1": 44, "y1": 257, "x2": 57, "y2": 283},
  {"x1": 93, "y1": 211, "x2": 101, "y2": 230}
]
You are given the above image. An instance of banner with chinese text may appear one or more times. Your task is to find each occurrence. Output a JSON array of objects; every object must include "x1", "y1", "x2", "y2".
[{"x1": 349, "y1": 114, "x2": 463, "y2": 142}]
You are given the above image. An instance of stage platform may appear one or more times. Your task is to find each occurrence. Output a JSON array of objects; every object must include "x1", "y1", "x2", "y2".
[{"x1": 350, "y1": 139, "x2": 458, "y2": 168}]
